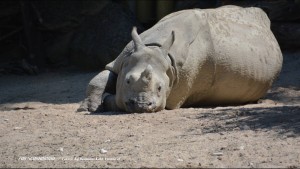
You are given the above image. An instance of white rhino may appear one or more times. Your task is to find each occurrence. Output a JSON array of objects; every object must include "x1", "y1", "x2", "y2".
[{"x1": 78, "y1": 5, "x2": 283, "y2": 113}]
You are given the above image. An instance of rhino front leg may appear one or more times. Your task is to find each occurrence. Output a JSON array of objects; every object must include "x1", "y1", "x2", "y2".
[
  {"x1": 77, "y1": 70, "x2": 117, "y2": 113},
  {"x1": 102, "y1": 93, "x2": 121, "y2": 112}
]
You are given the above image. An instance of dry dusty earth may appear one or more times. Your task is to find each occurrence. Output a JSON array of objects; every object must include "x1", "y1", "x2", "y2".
[{"x1": 0, "y1": 51, "x2": 299, "y2": 168}]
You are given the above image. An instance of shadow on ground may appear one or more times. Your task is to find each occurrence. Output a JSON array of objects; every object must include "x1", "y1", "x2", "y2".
[
  {"x1": 190, "y1": 105, "x2": 300, "y2": 136},
  {"x1": 0, "y1": 71, "x2": 97, "y2": 105}
]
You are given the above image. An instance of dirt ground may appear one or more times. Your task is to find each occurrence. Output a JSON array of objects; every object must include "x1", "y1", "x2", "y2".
[{"x1": 0, "y1": 51, "x2": 299, "y2": 168}]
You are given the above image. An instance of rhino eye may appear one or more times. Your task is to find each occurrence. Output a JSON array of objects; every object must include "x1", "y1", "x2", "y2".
[
  {"x1": 126, "y1": 79, "x2": 130, "y2": 84},
  {"x1": 158, "y1": 86, "x2": 162, "y2": 92}
]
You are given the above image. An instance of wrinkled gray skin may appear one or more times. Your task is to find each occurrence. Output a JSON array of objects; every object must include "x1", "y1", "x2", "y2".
[{"x1": 78, "y1": 5, "x2": 283, "y2": 113}]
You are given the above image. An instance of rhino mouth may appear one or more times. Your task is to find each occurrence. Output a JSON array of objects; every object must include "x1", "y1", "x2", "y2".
[{"x1": 125, "y1": 96, "x2": 157, "y2": 113}]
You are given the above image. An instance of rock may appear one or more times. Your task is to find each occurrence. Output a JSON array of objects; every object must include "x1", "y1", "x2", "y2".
[
  {"x1": 58, "y1": 147, "x2": 64, "y2": 152},
  {"x1": 177, "y1": 158, "x2": 184, "y2": 162},
  {"x1": 256, "y1": 1, "x2": 300, "y2": 22},
  {"x1": 175, "y1": 0, "x2": 218, "y2": 11},
  {"x1": 31, "y1": 1, "x2": 111, "y2": 66},
  {"x1": 258, "y1": 99, "x2": 276, "y2": 105},
  {"x1": 249, "y1": 162, "x2": 255, "y2": 168},
  {"x1": 13, "y1": 127, "x2": 22, "y2": 130},
  {"x1": 104, "y1": 139, "x2": 111, "y2": 143},
  {"x1": 69, "y1": 2, "x2": 144, "y2": 70},
  {"x1": 241, "y1": 125, "x2": 250, "y2": 130},
  {"x1": 271, "y1": 23, "x2": 300, "y2": 50},
  {"x1": 211, "y1": 152, "x2": 223, "y2": 156},
  {"x1": 100, "y1": 148, "x2": 108, "y2": 154}
]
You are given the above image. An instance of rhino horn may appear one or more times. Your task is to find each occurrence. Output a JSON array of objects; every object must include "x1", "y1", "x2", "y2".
[
  {"x1": 131, "y1": 26, "x2": 145, "y2": 51},
  {"x1": 161, "y1": 31, "x2": 175, "y2": 56},
  {"x1": 141, "y1": 65, "x2": 153, "y2": 82}
]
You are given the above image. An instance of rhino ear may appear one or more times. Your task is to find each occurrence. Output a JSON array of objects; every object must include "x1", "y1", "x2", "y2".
[
  {"x1": 161, "y1": 31, "x2": 175, "y2": 55},
  {"x1": 131, "y1": 27, "x2": 145, "y2": 51}
]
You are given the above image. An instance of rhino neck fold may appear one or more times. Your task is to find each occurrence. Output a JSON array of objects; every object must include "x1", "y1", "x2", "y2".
[
  {"x1": 166, "y1": 52, "x2": 179, "y2": 88},
  {"x1": 145, "y1": 43, "x2": 162, "y2": 48},
  {"x1": 142, "y1": 44, "x2": 179, "y2": 99}
]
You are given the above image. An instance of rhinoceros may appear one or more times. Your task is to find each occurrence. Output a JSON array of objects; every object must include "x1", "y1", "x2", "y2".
[{"x1": 77, "y1": 5, "x2": 283, "y2": 113}]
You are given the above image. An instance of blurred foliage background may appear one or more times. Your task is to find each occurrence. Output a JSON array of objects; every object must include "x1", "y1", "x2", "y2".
[{"x1": 0, "y1": 0, "x2": 299, "y2": 74}]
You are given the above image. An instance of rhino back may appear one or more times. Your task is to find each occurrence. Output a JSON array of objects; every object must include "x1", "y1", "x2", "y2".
[{"x1": 182, "y1": 6, "x2": 283, "y2": 107}]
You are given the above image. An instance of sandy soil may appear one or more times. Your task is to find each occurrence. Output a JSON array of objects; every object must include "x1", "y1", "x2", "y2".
[{"x1": 0, "y1": 51, "x2": 299, "y2": 168}]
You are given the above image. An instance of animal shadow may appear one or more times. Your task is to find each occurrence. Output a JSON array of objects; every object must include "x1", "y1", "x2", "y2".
[{"x1": 192, "y1": 105, "x2": 300, "y2": 136}]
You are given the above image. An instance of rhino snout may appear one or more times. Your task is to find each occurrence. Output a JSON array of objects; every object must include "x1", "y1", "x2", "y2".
[{"x1": 125, "y1": 98, "x2": 157, "y2": 113}]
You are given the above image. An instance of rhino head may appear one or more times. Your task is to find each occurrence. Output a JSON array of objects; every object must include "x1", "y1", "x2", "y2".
[{"x1": 115, "y1": 27, "x2": 176, "y2": 113}]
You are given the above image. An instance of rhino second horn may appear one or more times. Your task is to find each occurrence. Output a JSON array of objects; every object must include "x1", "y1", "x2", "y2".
[
  {"x1": 141, "y1": 65, "x2": 153, "y2": 81},
  {"x1": 131, "y1": 27, "x2": 145, "y2": 51}
]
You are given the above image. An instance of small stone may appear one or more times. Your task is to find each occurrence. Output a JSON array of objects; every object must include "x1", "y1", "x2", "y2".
[
  {"x1": 249, "y1": 162, "x2": 255, "y2": 168},
  {"x1": 241, "y1": 125, "x2": 250, "y2": 130},
  {"x1": 13, "y1": 127, "x2": 22, "y2": 130},
  {"x1": 177, "y1": 159, "x2": 184, "y2": 162},
  {"x1": 100, "y1": 149, "x2": 108, "y2": 154},
  {"x1": 104, "y1": 139, "x2": 111, "y2": 143},
  {"x1": 211, "y1": 152, "x2": 223, "y2": 156},
  {"x1": 239, "y1": 146, "x2": 245, "y2": 150},
  {"x1": 286, "y1": 133, "x2": 296, "y2": 138},
  {"x1": 59, "y1": 147, "x2": 64, "y2": 152},
  {"x1": 4, "y1": 119, "x2": 9, "y2": 121}
]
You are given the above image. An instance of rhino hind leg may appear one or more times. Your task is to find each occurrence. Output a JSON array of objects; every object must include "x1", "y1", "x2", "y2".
[{"x1": 77, "y1": 70, "x2": 117, "y2": 113}]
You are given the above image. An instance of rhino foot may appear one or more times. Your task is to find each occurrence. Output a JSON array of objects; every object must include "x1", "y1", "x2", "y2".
[
  {"x1": 77, "y1": 97, "x2": 103, "y2": 113},
  {"x1": 77, "y1": 101, "x2": 88, "y2": 112}
]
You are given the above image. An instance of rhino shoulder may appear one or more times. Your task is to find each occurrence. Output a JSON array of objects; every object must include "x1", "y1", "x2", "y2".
[
  {"x1": 105, "y1": 60, "x2": 116, "y2": 73},
  {"x1": 207, "y1": 5, "x2": 270, "y2": 29}
]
